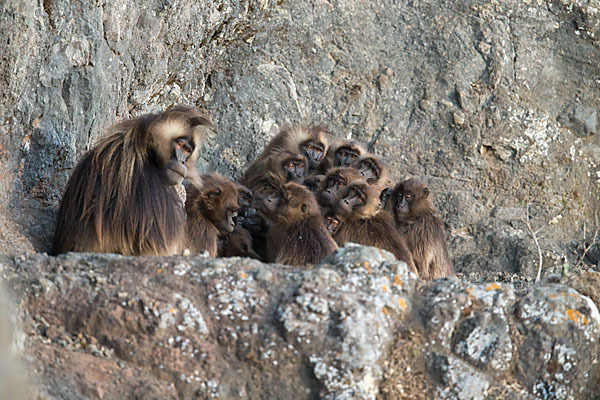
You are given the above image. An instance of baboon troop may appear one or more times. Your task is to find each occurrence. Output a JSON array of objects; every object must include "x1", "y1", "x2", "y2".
[{"x1": 53, "y1": 107, "x2": 453, "y2": 279}]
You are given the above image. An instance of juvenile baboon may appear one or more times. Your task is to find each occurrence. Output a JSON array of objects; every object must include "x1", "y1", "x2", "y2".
[
  {"x1": 392, "y1": 178, "x2": 453, "y2": 279},
  {"x1": 350, "y1": 153, "x2": 390, "y2": 186},
  {"x1": 242, "y1": 151, "x2": 308, "y2": 198},
  {"x1": 261, "y1": 182, "x2": 337, "y2": 266},
  {"x1": 52, "y1": 105, "x2": 213, "y2": 256},
  {"x1": 318, "y1": 139, "x2": 366, "y2": 172},
  {"x1": 332, "y1": 181, "x2": 416, "y2": 272},
  {"x1": 244, "y1": 125, "x2": 330, "y2": 179},
  {"x1": 219, "y1": 184, "x2": 261, "y2": 259},
  {"x1": 219, "y1": 225, "x2": 261, "y2": 259},
  {"x1": 185, "y1": 173, "x2": 241, "y2": 257},
  {"x1": 318, "y1": 166, "x2": 364, "y2": 208}
]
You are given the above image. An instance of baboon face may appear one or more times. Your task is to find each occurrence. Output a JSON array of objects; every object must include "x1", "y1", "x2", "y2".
[
  {"x1": 356, "y1": 158, "x2": 380, "y2": 183},
  {"x1": 320, "y1": 173, "x2": 347, "y2": 207},
  {"x1": 338, "y1": 185, "x2": 366, "y2": 215},
  {"x1": 198, "y1": 177, "x2": 240, "y2": 234},
  {"x1": 151, "y1": 119, "x2": 198, "y2": 186},
  {"x1": 237, "y1": 185, "x2": 253, "y2": 208},
  {"x1": 281, "y1": 156, "x2": 306, "y2": 182},
  {"x1": 324, "y1": 212, "x2": 342, "y2": 235},
  {"x1": 335, "y1": 145, "x2": 360, "y2": 167},
  {"x1": 261, "y1": 183, "x2": 314, "y2": 223},
  {"x1": 301, "y1": 139, "x2": 326, "y2": 170},
  {"x1": 395, "y1": 181, "x2": 429, "y2": 215}
]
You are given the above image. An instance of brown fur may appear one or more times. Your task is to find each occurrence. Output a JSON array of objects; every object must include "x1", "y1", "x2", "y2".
[
  {"x1": 392, "y1": 178, "x2": 453, "y2": 280},
  {"x1": 242, "y1": 151, "x2": 308, "y2": 198},
  {"x1": 318, "y1": 166, "x2": 364, "y2": 208},
  {"x1": 243, "y1": 125, "x2": 330, "y2": 183},
  {"x1": 318, "y1": 139, "x2": 366, "y2": 173},
  {"x1": 261, "y1": 182, "x2": 337, "y2": 266},
  {"x1": 220, "y1": 225, "x2": 260, "y2": 259},
  {"x1": 332, "y1": 181, "x2": 417, "y2": 272},
  {"x1": 185, "y1": 173, "x2": 241, "y2": 256},
  {"x1": 350, "y1": 153, "x2": 391, "y2": 186},
  {"x1": 52, "y1": 105, "x2": 213, "y2": 255}
]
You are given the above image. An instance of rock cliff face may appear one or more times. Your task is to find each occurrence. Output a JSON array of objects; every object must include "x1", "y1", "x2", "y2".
[
  {"x1": 3, "y1": 245, "x2": 600, "y2": 399},
  {"x1": 1, "y1": 0, "x2": 600, "y2": 398}
]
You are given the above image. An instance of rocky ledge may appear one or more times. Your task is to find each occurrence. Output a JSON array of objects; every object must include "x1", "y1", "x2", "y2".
[{"x1": 1, "y1": 244, "x2": 599, "y2": 399}]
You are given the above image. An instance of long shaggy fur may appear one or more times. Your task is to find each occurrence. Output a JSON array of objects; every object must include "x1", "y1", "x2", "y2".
[{"x1": 52, "y1": 106, "x2": 212, "y2": 255}]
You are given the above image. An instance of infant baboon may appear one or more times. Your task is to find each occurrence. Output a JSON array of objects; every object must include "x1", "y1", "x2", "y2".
[{"x1": 261, "y1": 182, "x2": 337, "y2": 266}]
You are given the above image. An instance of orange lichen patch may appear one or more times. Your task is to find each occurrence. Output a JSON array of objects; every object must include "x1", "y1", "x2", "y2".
[
  {"x1": 466, "y1": 287, "x2": 474, "y2": 299},
  {"x1": 240, "y1": 272, "x2": 248, "y2": 279},
  {"x1": 382, "y1": 284, "x2": 389, "y2": 293},
  {"x1": 566, "y1": 309, "x2": 589, "y2": 325},
  {"x1": 156, "y1": 268, "x2": 163, "y2": 274},
  {"x1": 393, "y1": 274, "x2": 403, "y2": 287},
  {"x1": 398, "y1": 298, "x2": 407, "y2": 311},
  {"x1": 335, "y1": 352, "x2": 341, "y2": 358},
  {"x1": 363, "y1": 261, "x2": 370, "y2": 272},
  {"x1": 486, "y1": 282, "x2": 501, "y2": 291},
  {"x1": 169, "y1": 306, "x2": 175, "y2": 314},
  {"x1": 382, "y1": 306, "x2": 389, "y2": 315}
]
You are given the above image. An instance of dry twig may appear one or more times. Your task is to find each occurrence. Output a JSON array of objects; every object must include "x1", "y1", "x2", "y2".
[
  {"x1": 522, "y1": 204, "x2": 544, "y2": 283},
  {"x1": 575, "y1": 211, "x2": 599, "y2": 269}
]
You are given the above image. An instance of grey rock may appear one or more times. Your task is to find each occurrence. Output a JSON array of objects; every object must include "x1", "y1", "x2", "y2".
[{"x1": 515, "y1": 284, "x2": 600, "y2": 399}]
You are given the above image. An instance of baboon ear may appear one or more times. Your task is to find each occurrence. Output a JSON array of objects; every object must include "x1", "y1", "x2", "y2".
[
  {"x1": 423, "y1": 187, "x2": 430, "y2": 198},
  {"x1": 301, "y1": 204, "x2": 308, "y2": 215}
]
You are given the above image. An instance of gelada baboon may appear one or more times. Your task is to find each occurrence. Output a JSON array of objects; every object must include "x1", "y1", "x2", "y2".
[
  {"x1": 52, "y1": 105, "x2": 213, "y2": 256},
  {"x1": 261, "y1": 182, "x2": 337, "y2": 266},
  {"x1": 392, "y1": 178, "x2": 453, "y2": 279},
  {"x1": 185, "y1": 173, "x2": 242, "y2": 257},
  {"x1": 242, "y1": 151, "x2": 308, "y2": 198},
  {"x1": 332, "y1": 181, "x2": 416, "y2": 272},
  {"x1": 220, "y1": 225, "x2": 261, "y2": 259},
  {"x1": 350, "y1": 153, "x2": 390, "y2": 186},
  {"x1": 318, "y1": 166, "x2": 364, "y2": 208},
  {"x1": 318, "y1": 139, "x2": 366, "y2": 173},
  {"x1": 244, "y1": 125, "x2": 330, "y2": 180},
  {"x1": 219, "y1": 184, "x2": 260, "y2": 259}
]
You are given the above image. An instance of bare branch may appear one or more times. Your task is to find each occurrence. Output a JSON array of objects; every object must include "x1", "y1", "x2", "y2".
[
  {"x1": 575, "y1": 211, "x2": 599, "y2": 269},
  {"x1": 522, "y1": 203, "x2": 544, "y2": 282}
]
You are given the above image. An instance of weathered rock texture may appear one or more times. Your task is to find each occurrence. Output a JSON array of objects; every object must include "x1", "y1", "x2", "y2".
[
  {"x1": 2, "y1": 245, "x2": 600, "y2": 399},
  {"x1": 1, "y1": 0, "x2": 599, "y2": 278}
]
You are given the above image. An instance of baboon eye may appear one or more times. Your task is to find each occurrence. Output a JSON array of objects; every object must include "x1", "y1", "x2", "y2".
[
  {"x1": 298, "y1": 162, "x2": 304, "y2": 168},
  {"x1": 339, "y1": 151, "x2": 347, "y2": 157},
  {"x1": 288, "y1": 162, "x2": 294, "y2": 168},
  {"x1": 337, "y1": 181, "x2": 344, "y2": 188},
  {"x1": 405, "y1": 194, "x2": 412, "y2": 199},
  {"x1": 306, "y1": 144, "x2": 313, "y2": 150}
]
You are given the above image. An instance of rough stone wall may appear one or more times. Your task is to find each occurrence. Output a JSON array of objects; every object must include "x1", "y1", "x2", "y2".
[{"x1": 1, "y1": 0, "x2": 599, "y2": 279}]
